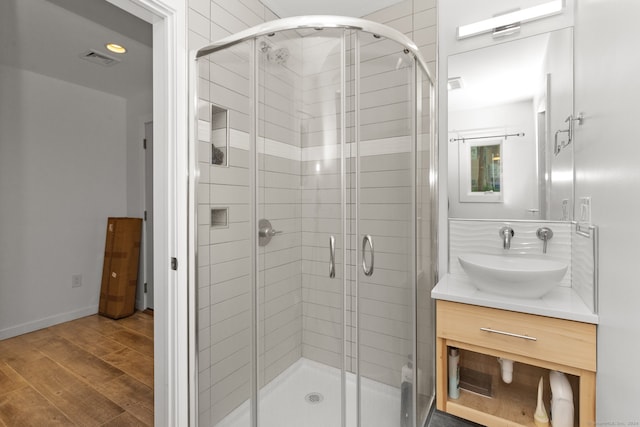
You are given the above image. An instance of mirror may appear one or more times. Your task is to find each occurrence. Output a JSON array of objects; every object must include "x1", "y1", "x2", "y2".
[{"x1": 448, "y1": 27, "x2": 574, "y2": 220}]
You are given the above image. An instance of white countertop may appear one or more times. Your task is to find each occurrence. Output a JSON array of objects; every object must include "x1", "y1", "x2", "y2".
[{"x1": 432, "y1": 274, "x2": 599, "y2": 324}]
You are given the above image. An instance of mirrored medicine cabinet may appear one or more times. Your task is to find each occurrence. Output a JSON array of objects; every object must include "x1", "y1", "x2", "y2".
[{"x1": 447, "y1": 27, "x2": 575, "y2": 221}]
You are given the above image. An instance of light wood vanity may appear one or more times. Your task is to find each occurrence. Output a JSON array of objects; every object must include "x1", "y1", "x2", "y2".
[{"x1": 436, "y1": 300, "x2": 596, "y2": 426}]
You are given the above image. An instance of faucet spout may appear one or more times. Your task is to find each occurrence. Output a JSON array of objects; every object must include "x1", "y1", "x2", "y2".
[
  {"x1": 499, "y1": 226, "x2": 515, "y2": 249},
  {"x1": 536, "y1": 227, "x2": 554, "y2": 254}
]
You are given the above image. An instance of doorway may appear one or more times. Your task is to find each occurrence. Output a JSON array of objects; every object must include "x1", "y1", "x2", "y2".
[
  {"x1": 0, "y1": 0, "x2": 187, "y2": 423},
  {"x1": 0, "y1": 0, "x2": 161, "y2": 424}
]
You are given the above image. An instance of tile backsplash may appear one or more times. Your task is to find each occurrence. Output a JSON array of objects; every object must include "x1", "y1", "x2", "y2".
[{"x1": 572, "y1": 223, "x2": 598, "y2": 313}]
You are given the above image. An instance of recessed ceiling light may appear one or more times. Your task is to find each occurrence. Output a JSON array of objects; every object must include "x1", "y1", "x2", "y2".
[{"x1": 106, "y1": 43, "x2": 127, "y2": 54}]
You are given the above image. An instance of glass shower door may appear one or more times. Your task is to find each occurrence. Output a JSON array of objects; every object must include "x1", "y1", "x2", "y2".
[
  {"x1": 355, "y1": 34, "x2": 417, "y2": 427},
  {"x1": 255, "y1": 29, "x2": 347, "y2": 427}
]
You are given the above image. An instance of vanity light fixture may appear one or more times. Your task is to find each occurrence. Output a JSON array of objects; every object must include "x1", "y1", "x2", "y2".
[
  {"x1": 457, "y1": 0, "x2": 563, "y2": 39},
  {"x1": 105, "y1": 43, "x2": 127, "y2": 54}
]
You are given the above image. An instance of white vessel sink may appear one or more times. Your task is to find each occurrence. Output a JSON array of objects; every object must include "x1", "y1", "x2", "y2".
[{"x1": 458, "y1": 253, "x2": 568, "y2": 299}]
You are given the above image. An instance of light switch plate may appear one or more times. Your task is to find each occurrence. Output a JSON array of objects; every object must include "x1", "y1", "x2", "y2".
[{"x1": 579, "y1": 197, "x2": 592, "y2": 223}]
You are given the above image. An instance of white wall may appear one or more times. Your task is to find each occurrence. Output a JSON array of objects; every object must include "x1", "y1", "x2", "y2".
[
  {"x1": 574, "y1": 0, "x2": 640, "y2": 421},
  {"x1": 0, "y1": 64, "x2": 128, "y2": 339},
  {"x1": 448, "y1": 101, "x2": 538, "y2": 219}
]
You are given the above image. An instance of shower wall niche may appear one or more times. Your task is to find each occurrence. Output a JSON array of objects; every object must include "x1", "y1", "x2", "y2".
[{"x1": 194, "y1": 17, "x2": 435, "y2": 427}]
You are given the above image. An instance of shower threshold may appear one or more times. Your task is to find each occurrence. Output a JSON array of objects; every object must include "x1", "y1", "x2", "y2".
[{"x1": 216, "y1": 358, "x2": 401, "y2": 427}]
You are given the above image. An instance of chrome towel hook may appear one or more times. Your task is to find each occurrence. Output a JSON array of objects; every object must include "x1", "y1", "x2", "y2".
[{"x1": 555, "y1": 113, "x2": 584, "y2": 155}]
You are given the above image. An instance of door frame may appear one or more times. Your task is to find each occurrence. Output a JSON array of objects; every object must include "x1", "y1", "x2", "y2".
[
  {"x1": 105, "y1": 0, "x2": 188, "y2": 425},
  {"x1": 143, "y1": 119, "x2": 154, "y2": 310}
]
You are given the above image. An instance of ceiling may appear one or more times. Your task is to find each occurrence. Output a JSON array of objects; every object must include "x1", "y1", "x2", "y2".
[
  {"x1": 261, "y1": 0, "x2": 405, "y2": 18},
  {"x1": 0, "y1": 0, "x2": 405, "y2": 99},
  {"x1": 448, "y1": 33, "x2": 551, "y2": 112},
  {"x1": 0, "y1": 0, "x2": 152, "y2": 99}
]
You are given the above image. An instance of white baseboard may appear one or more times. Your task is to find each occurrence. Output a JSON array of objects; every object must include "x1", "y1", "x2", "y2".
[{"x1": 0, "y1": 305, "x2": 99, "y2": 340}]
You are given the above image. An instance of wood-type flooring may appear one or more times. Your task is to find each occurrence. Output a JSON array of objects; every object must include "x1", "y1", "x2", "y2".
[{"x1": 0, "y1": 311, "x2": 154, "y2": 426}]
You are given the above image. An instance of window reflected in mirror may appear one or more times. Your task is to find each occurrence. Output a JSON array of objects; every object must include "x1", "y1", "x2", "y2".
[
  {"x1": 470, "y1": 144, "x2": 501, "y2": 193},
  {"x1": 458, "y1": 138, "x2": 503, "y2": 203}
]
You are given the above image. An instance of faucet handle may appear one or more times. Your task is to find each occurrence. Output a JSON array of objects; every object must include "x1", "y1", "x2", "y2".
[
  {"x1": 498, "y1": 226, "x2": 515, "y2": 249},
  {"x1": 536, "y1": 227, "x2": 554, "y2": 254}
]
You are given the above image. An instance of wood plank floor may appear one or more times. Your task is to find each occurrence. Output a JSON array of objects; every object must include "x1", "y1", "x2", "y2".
[{"x1": 0, "y1": 311, "x2": 154, "y2": 426}]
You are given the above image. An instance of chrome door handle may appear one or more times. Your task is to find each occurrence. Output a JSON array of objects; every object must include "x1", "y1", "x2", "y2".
[
  {"x1": 362, "y1": 234, "x2": 374, "y2": 277},
  {"x1": 329, "y1": 235, "x2": 335, "y2": 279}
]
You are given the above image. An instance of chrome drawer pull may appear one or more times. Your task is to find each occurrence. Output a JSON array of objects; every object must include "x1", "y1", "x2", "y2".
[{"x1": 480, "y1": 327, "x2": 537, "y2": 341}]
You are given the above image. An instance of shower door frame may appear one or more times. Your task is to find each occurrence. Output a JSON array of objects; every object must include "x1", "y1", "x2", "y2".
[{"x1": 192, "y1": 15, "x2": 437, "y2": 427}]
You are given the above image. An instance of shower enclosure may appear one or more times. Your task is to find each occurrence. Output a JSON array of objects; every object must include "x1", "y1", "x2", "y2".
[{"x1": 191, "y1": 16, "x2": 436, "y2": 427}]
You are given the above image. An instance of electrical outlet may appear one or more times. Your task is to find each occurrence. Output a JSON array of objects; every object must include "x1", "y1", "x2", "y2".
[{"x1": 72, "y1": 274, "x2": 82, "y2": 288}]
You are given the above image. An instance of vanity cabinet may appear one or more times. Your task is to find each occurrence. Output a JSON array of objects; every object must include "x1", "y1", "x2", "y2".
[{"x1": 436, "y1": 300, "x2": 596, "y2": 426}]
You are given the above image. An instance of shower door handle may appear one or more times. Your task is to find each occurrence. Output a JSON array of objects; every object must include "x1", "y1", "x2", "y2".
[
  {"x1": 362, "y1": 234, "x2": 374, "y2": 277},
  {"x1": 329, "y1": 235, "x2": 336, "y2": 279}
]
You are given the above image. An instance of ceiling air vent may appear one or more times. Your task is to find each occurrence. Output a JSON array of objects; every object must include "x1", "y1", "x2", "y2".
[
  {"x1": 447, "y1": 76, "x2": 464, "y2": 91},
  {"x1": 80, "y1": 50, "x2": 120, "y2": 67}
]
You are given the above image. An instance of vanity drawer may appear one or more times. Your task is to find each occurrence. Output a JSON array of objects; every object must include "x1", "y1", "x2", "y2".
[{"x1": 437, "y1": 300, "x2": 596, "y2": 371}]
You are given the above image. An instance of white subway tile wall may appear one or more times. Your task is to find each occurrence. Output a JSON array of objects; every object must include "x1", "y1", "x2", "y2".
[
  {"x1": 571, "y1": 224, "x2": 597, "y2": 313},
  {"x1": 257, "y1": 30, "x2": 305, "y2": 398},
  {"x1": 197, "y1": 34, "x2": 254, "y2": 426},
  {"x1": 191, "y1": 0, "x2": 436, "y2": 425}
]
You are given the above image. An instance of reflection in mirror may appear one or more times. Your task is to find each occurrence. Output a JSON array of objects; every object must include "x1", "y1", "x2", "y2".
[
  {"x1": 448, "y1": 28, "x2": 574, "y2": 220},
  {"x1": 471, "y1": 144, "x2": 501, "y2": 192},
  {"x1": 458, "y1": 138, "x2": 502, "y2": 203}
]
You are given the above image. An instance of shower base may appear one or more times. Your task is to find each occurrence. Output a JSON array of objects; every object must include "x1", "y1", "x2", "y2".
[{"x1": 216, "y1": 358, "x2": 401, "y2": 427}]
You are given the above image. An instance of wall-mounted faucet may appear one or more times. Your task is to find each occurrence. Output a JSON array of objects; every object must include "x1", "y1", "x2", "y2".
[
  {"x1": 536, "y1": 227, "x2": 554, "y2": 254},
  {"x1": 499, "y1": 226, "x2": 514, "y2": 249}
]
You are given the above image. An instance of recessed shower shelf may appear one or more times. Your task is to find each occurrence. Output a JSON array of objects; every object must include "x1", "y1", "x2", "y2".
[{"x1": 211, "y1": 207, "x2": 228, "y2": 228}]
